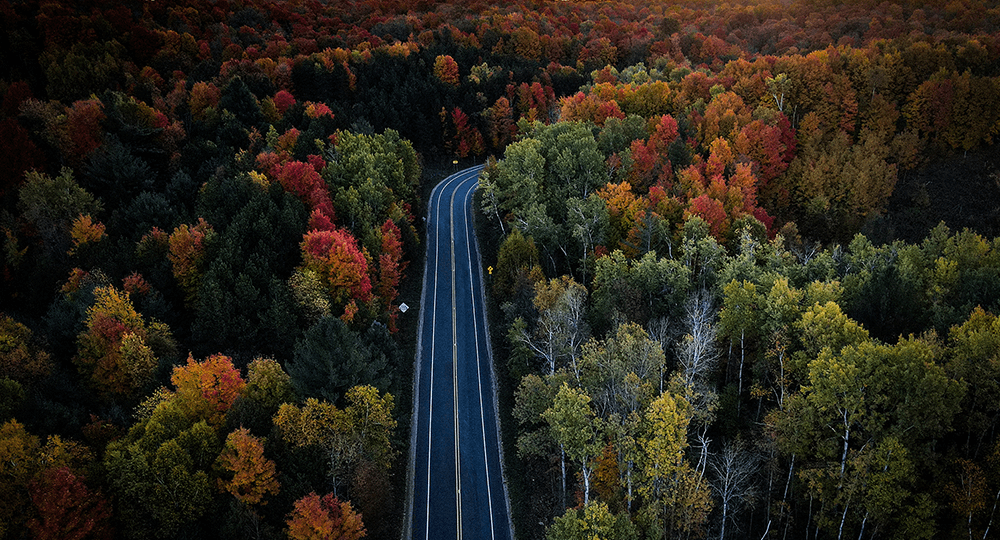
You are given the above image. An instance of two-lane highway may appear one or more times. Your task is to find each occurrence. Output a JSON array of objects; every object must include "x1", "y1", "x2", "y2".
[{"x1": 406, "y1": 166, "x2": 512, "y2": 540}]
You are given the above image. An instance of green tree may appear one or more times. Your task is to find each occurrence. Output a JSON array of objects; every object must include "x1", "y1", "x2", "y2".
[
  {"x1": 536, "y1": 122, "x2": 607, "y2": 211},
  {"x1": 513, "y1": 372, "x2": 572, "y2": 506},
  {"x1": 492, "y1": 229, "x2": 543, "y2": 301},
  {"x1": 775, "y1": 336, "x2": 963, "y2": 539},
  {"x1": 104, "y1": 403, "x2": 218, "y2": 540},
  {"x1": 580, "y1": 322, "x2": 664, "y2": 421},
  {"x1": 322, "y1": 129, "x2": 420, "y2": 244},
  {"x1": 580, "y1": 322, "x2": 665, "y2": 512},
  {"x1": 227, "y1": 356, "x2": 297, "y2": 435},
  {"x1": 17, "y1": 168, "x2": 102, "y2": 264},
  {"x1": 544, "y1": 383, "x2": 603, "y2": 507},
  {"x1": 193, "y1": 177, "x2": 307, "y2": 356},
  {"x1": 243, "y1": 357, "x2": 296, "y2": 411},
  {"x1": 488, "y1": 137, "x2": 545, "y2": 221},
  {"x1": 591, "y1": 251, "x2": 691, "y2": 333},
  {"x1": 547, "y1": 501, "x2": 637, "y2": 540},
  {"x1": 945, "y1": 307, "x2": 1000, "y2": 459},
  {"x1": 82, "y1": 135, "x2": 154, "y2": 209},
  {"x1": 566, "y1": 194, "x2": 609, "y2": 282},
  {"x1": 219, "y1": 76, "x2": 264, "y2": 130},
  {"x1": 718, "y1": 280, "x2": 760, "y2": 404},
  {"x1": 287, "y1": 317, "x2": 393, "y2": 403}
]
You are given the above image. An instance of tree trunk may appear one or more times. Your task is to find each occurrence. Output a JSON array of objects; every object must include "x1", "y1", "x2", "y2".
[
  {"x1": 840, "y1": 420, "x2": 851, "y2": 481},
  {"x1": 983, "y1": 487, "x2": 1000, "y2": 540},
  {"x1": 837, "y1": 503, "x2": 849, "y2": 540},
  {"x1": 815, "y1": 500, "x2": 826, "y2": 540},
  {"x1": 783, "y1": 454, "x2": 795, "y2": 501},
  {"x1": 560, "y1": 444, "x2": 567, "y2": 509},
  {"x1": 738, "y1": 329, "x2": 745, "y2": 414},
  {"x1": 806, "y1": 495, "x2": 813, "y2": 540},
  {"x1": 720, "y1": 499, "x2": 728, "y2": 540},
  {"x1": 627, "y1": 459, "x2": 634, "y2": 512},
  {"x1": 494, "y1": 206, "x2": 505, "y2": 235}
]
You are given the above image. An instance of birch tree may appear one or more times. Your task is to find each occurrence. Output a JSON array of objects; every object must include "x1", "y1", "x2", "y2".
[
  {"x1": 544, "y1": 383, "x2": 603, "y2": 507},
  {"x1": 710, "y1": 439, "x2": 760, "y2": 540},
  {"x1": 676, "y1": 289, "x2": 721, "y2": 478}
]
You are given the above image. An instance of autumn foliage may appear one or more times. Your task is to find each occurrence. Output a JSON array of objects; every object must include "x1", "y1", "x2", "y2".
[
  {"x1": 68, "y1": 214, "x2": 105, "y2": 256},
  {"x1": 271, "y1": 160, "x2": 336, "y2": 225},
  {"x1": 377, "y1": 219, "x2": 405, "y2": 331},
  {"x1": 1, "y1": 0, "x2": 1000, "y2": 539},
  {"x1": 286, "y1": 492, "x2": 365, "y2": 540},
  {"x1": 0, "y1": 314, "x2": 53, "y2": 384},
  {"x1": 433, "y1": 55, "x2": 460, "y2": 87},
  {"x1": 215, "y1": 428, "x2": 279, "y2": 506},
  {"x1": 300, "y1": 228, "x2": 372, "y2": 307},
  {"x1": 168, "y1": 219, "x2": 214, "y2": 307},
  {"x1": 27, "y1": 467, "x2": 114, "y2": 540},
  {"x1": 74, "y1": 285, "x2": 157, "y2": 400},
  {"x1": 171, "y1": 353, "x2": 246, "y2": 427}
]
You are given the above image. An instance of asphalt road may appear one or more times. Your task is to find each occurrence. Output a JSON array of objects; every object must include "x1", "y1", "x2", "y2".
[{"x1": 406, "y1": 165, "x2": 513, "y2": 540}]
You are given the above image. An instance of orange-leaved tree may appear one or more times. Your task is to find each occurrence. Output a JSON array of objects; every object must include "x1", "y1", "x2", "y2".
[
  {"x1": 67, "y1": 214, "x2": 105, "y2": 256},
  {"x1": 597, "y1": 181, "x2": 649, "y2": 253},
  {"x1": 432, "y1": 55, "x2": 459, "y2": 87},
  {"x1": 171, "y1": 353, "x2": 246, "y2": 428},
  {"x1": 168, "y1": 218, "x2": 215, "y2": 308},
  {"x1": 286, "y1": 492, "x2": 365, "y2": 540},
  {"x1": 376, "y1": 219, "x2": 404, "y2": 331},
  {"x1": 215, "y1": 427, "x2": 279, "y2": 506}
]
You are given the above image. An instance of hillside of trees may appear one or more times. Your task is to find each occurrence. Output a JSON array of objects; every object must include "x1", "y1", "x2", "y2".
[{"x1": 0, "y1": 0, "x2": 998, "y2": 539}]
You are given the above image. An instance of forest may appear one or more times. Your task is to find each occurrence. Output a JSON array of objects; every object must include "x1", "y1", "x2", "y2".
[{"x1": 0, "y1": 0, "x2": 998, "y2": 539}]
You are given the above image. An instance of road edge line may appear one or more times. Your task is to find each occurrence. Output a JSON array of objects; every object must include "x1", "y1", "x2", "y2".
[{"x1": 466, "y1": 168, "x2": 517, "y2": 540}]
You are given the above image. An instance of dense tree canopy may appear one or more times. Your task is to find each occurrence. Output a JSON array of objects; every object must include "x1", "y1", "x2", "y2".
[{"x1": 1, "y1": 0, "x2": 998, "y2": 538}]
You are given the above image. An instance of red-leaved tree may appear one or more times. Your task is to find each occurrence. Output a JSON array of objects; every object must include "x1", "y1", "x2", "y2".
[
  {"x1": 271, "y1": 161, "x2": 336, "y2": 225},
  {"x1": 273, "y1": 90, "x2": 296, "y2": 116},
  {"x1": 27, "y1": 467, "x2": 113, "y2": 540},
  {"x1": 65, "y1": 99, "x2": 105, "y2": 164},
  {"x1": 300, "y1": 228, "x2": 373, "y2": 308}
]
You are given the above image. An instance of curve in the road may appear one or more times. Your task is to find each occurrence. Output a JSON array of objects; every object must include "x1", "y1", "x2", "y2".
[{"x1": 405, "y1": 165, "x2": 512, "y2": 540}]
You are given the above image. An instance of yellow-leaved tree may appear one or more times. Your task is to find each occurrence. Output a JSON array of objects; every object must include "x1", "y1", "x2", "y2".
[{"x1": 274, "y1": 385, "x2": 396, "y2": 496}]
